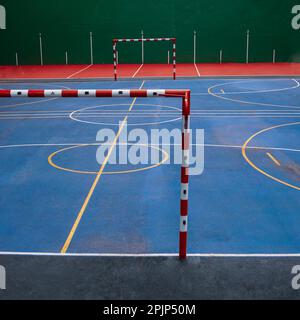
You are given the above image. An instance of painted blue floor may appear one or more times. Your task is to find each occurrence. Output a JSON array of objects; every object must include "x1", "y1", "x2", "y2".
[{"x1": 0, "y1": 78, "x2": 300, "y2": 254}]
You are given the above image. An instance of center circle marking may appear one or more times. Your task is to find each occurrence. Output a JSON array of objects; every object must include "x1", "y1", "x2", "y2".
[
  {"x1": 69, "y1": 103, "x2": 181, "y2": 126},
  {"x1": 48, "y1": 143, "x2": 169, "y2": 175}
]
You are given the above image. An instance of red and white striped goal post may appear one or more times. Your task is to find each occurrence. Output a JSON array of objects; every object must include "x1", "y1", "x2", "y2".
[
  {"x1": 0, "y1": 88, "x2": 190, "y2": 259},
  {"x1": 113, "y1": 38, "x2": 177, "y2": 81}
]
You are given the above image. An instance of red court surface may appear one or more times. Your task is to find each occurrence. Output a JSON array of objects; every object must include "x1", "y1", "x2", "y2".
[
  {"x1": 134, "y1": 63, "x2": 200, "y2": 78},
  {"x1": 0, "y1": 64, "x2": 92, "y2": 79},
  {"x1": 0, "y1": 63, "x2": 300, "y2": 80}
]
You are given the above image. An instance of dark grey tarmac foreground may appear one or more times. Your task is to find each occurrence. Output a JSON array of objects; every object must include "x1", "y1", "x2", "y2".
[{"x1": 0, "y1": 255, "x2": 300, "y2": 300}]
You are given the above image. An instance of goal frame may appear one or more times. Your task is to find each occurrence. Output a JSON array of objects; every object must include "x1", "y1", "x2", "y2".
[
  {"x1": 0, "y1": 88, "x2": 190, "y2": 259},
  {"x1": 112, "y1": 38, "x2": 177, "y2": 81}
]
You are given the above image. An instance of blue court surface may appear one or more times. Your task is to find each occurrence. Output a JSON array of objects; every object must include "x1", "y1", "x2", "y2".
[{"x1": 1, "y1": 78, "x2": 300, "y2": 255}]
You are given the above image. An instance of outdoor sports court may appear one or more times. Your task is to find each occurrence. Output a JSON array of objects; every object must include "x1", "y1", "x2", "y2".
[
  {"x1": 1, "y1": 0, "x2": 300, "y2": 301},
  {"x1": 1, "y1": 75, "x2": 300, "y2": 257}
]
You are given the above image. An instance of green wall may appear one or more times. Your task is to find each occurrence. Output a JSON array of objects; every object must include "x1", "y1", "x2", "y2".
[{"x1": 0, "y1": 0, "x2": 299, "y2": 65}]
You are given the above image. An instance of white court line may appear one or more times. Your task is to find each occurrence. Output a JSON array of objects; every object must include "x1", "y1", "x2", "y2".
[
  {"x1": 3, "y1": 112, "x2": 300, "y2": 116},
  {"x1": 67, "y1": 64, "x2": 93, "y2": 79},
  {"x1": 3, "y1": 113, "x2": 300, "y2": 116},
  {"x1": 1, "y1": 142, "x2": 300, "y2": 154},
  {"x1": 2, "y1": 75, "x2": 300, "y2": 81},
  {"x1": 3, "y1": 115, "x2": 300, "y2": 121},
  {"x1": 3, "y1": 116, "x2": 300, "y2": 120},
  {"x1": 1, "y1": 109, "x2": 300, "y2": 113},
  {"x1": 0, "y1": 251, "x2": 300, "y2": 257},
  {"x1": 132, "y1": 64, "x2": 144, "y2": 78},
  {"x1": 208, "y1": 78, "x2": 300, "y2": 94},
  {"x1": 193, "y1": 78, "x2": 300, "y2": 95},
  {"x1": 208, "y1": 79, "x2": 300, "y2": 109},
  {"x1": 0, "y1": 98, "x2": 58, "y2": 109},
  {"x1": 194, "y1": 63, "x2": 201, "y2": 77},
  {"x1": 130, "y1": 74, "x2": 300, "y2": 79}
]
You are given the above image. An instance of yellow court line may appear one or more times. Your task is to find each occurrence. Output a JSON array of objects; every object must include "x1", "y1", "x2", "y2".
[
  {"x1": 266, "y1": 152, "x2": 281, "y2": 166},
  {"x1": 48, "y1": 143, "x2": 169, "y2": 175},
  {"x1": 61, "y1": 81, "x2": 145, "y2": 253},
  {"x1": 242, "y1": 121, "x2": 300, "y2": 191}
]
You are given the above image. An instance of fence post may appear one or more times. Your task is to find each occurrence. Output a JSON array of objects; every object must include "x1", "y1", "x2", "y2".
[
  {"x1": 246, "y1": 30, "x2": 250, "y2": 64},
  {"x1": 65, "y1": 51, "x2": 68, "y2": 65},
  {"x1": 273, "y1": 49, "x2": 276, "y2": 63},
  {"x1": 193, "y1": 30, "x2": 197, "y2": 64},
  {"x1": 219, "y1": 50, "x2": 223, "y2": 64},
  {"x1": 90, "y1": 32, "x2": 94, "y2": 65},
  {"x1": 141, "y1": 30, "x2": 144, "y2": 64},
  {"x1": 39, "y1": 33, "x2": 43, "y2": 66},
  {"x1": 15, "y1": 52, "x2": 19, "y2": 66}
]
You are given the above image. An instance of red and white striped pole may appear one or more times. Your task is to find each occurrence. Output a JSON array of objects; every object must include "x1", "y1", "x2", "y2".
[
  {"x1": 0, "y1": 89, "x2": 188, "y2": 98},
  {"x1": 172, "y1": 39, "x2": 176, "y2": 80},
  {"x1": 180, "y1": 91, "x2": 190, "y2": 259},
  {"x1": 113, "y1": 40, "x2": 117, "y2": 81}
]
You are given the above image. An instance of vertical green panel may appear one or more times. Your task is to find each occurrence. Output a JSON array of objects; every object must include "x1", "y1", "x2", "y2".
[{"x1": 0, "y1": 0, "x2": 299, "y2": 65}]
